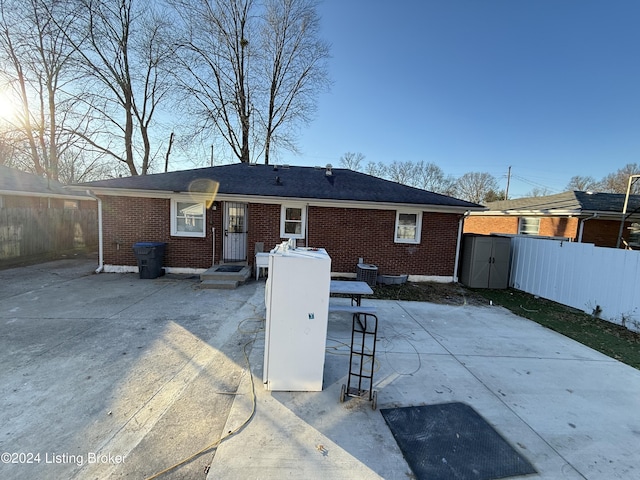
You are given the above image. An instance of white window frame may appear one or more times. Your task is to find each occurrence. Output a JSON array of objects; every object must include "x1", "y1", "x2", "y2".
[
  {"x1": 394, "y1": 210, "x2": 422, "y2": 244},
  {"x1": 171, "y1": 198, "x2": 206, "y2": 237},
  {"x1": 280, "y1": 204, "x2": 306, "y2": 239},
  {"x1": 519, "y1": 217, "x2": 540, "y2": 235}
]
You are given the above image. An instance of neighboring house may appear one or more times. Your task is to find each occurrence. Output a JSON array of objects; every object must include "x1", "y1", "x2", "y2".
[
  {"x1": 73, "y1": 163, "x2": 484, "y2": 280},
  {"x1": 0, "y1": 165, "x2": 95, "y2": 209},
  {"x1": 464, "y1": 190, "x2": 640, "y2": 248},
  {"x1": 0, "y1": 165, "x2": 97, "y2": 264}
]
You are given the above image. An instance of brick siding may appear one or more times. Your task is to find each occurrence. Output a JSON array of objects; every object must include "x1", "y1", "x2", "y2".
[
  {"x1": 464, "y1": 216, "x2": 519, "y2": 235},
  {"x1": 103, "y1": 195, "x2": 461, "y2": 276},
  {"x1": 464, "y1": 214, "x2": 632, "y2": 247}
]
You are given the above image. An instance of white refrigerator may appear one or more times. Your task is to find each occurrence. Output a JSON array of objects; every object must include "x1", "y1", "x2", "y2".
[{"x1": 263, "y1": 244, "x2": 331, "y2": 391}]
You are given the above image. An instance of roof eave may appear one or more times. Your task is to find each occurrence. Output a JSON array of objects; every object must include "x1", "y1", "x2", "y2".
[
  {"x1": 73, "y1": 186, "x2": 484, "y2": 213},
  {"x1": 0, "y1": 189, "x2": 95, "y2": 201},
  {"x1": 470, "y1": 208, "x2": 581, "y2": 217}
]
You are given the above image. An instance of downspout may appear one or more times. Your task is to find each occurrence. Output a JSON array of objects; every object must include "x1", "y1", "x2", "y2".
[
  {"x1": 305, "y1": 204, "x2": 310, "y2": 248},
  {"x1": 86, "y1": 190, "x2": 104, "y2": 273},
  {"x1": 453, "y1": 211, "x2": 471, "y2": 283},
  {"x1": 577, "y1": 213, "x2": 598, "y2": 243}
]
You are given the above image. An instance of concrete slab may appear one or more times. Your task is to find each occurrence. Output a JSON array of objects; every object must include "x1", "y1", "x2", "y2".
[
  {"x1": 208, "y1": 298, "x2": 640, "y2": 480},
  {"x1": 0, "y1": 258, "x2": 265, "y2": 480},
  {"x1": 1, "y1": 258, "x2": 640, "y2": 480}
]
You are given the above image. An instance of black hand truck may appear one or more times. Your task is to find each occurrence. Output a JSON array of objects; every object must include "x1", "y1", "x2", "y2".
[{"x1": 340, "y1": 310, "x2": 378, "y2": 410}]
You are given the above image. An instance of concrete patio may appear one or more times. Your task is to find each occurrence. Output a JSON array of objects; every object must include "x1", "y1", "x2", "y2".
[{"x1": 1, "y1": 257, "x2": 639, "y2": 479}]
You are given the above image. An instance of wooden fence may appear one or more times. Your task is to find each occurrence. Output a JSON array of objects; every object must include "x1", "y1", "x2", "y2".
[
  {"x1": 0, "y1": 207, "x2": 98, "y2": 263},
  {"x1": 509, "y1": 236, "x2": 640, "y2": 333}
]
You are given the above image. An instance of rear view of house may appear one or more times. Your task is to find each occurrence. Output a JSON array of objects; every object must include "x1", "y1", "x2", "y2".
[{"x1": 73, "y1": 163, "x2": 483, "y2": 280}]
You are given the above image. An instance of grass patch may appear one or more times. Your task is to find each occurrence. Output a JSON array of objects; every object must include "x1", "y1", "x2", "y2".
[{"x1": 367, "y1": 281, "x2": 640, "y2": 370}]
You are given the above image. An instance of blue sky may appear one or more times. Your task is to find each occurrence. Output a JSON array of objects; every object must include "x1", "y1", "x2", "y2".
[{"x1": 275, "y1": 0, "x2": 640, "y2": 198}]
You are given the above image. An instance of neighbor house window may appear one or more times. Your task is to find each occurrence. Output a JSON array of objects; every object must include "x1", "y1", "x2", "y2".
[
  {"x1": 171, "y1": 199, "x2": 206, "y2": 237},
  {"x1": 395, "y1": 211, "x2": 422, "y2": 244},
  {"x1": 519, "y1": 217, "x2": 540, "y2": 235},
  {"x1": 280, "y1": 204, "x2": 306, "y2": 239}
]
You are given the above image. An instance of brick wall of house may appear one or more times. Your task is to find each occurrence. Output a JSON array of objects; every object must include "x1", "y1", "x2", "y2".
[
  {"x1": 464, "y1": 216, "x2": 519, "y2": 235},
  {"x1": 463, "y1": 214, "x2": 634, "y2": 247},
  {"x1": 582, "y1": 219, "x2": 631, "y2": 247},
  {"x1": 100, "y1": 195, "x2": 220, "y2": 269},
  {"x1": 539, "y1": 217, "x2": 579, "y2": 239},
  {"x1": 247, "y1": 204, "x2": 460, "y2": 276},
  {"x1": 247, "y1": 203, "x2": 281, "y2": 260},
  {"x1": 103, "y1": 196, "x2": 461, "y2": 276}
]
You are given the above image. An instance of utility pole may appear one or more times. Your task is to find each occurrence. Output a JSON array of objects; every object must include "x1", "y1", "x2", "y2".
[
  {"x1": 164, "y1": 132, "x2": 174, "y2": 173},
  {"x1": 505, "y1": 166, "x2": 511, "y2": 200},
  {"x1": 210, "y1": 145, "x2": 214, "y2": 167}
]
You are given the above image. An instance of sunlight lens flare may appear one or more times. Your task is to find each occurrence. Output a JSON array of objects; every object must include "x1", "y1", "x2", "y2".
[
  {"x1": 0, "y1": 88, "x2": 20, "y2": 123},
  {"x1": 188, "y1": 178, "x2": 220, "y2": 208}
]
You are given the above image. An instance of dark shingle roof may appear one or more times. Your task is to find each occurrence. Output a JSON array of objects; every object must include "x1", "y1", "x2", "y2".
[
  {"x1": 0, "y1": 165, "x2": 91, "y2": 199},
  {"x1": 76, "y1": 163, "x2": 482, "y2": 209},
  {"x1": 485, "y1": 191, "x2": 640, "y2": 215}
]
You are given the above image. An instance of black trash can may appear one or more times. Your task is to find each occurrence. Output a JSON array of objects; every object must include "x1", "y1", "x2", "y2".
[{"x1": 132, "y1": 242, "x2": 167, "y2": 279}]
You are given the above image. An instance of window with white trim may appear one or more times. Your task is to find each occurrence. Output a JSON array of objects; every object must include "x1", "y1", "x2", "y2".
[
  {"x1": 394, "y1": 211, "x2": 422, "y2": 244},
  {"x1": 519, "y1": 217, "x2": 540, "y2": 235},
  {"x1": 171, "y1": 199, "x2": 206, "y2": 237},
  {"x1": 280, "y1": 204, "x2": 306, "y2": 239}
]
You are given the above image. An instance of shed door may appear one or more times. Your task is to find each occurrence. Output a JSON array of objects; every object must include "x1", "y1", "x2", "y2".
[{"x1": 223, "y1": 202, "x2": 247, "y2": 262}]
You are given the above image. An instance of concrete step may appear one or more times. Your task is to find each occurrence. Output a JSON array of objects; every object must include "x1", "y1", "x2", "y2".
[
  {"x1": 199, "y1": 265, "x2": 252, "y2": 289},
  {"x1": 200, "y1": 265, "x2": 251, "y2": 283},
  {"x1": 199, "y1": 279, "x2": 239, "y2": 290}
]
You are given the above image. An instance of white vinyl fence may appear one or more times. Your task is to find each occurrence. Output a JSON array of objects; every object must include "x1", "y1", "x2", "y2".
[{"x1": 509, "y1": 236, "x2": 640, "y2": 333}]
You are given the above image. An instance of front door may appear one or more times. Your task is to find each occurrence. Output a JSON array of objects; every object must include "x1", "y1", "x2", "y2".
[{"x1": 223, "y1": 202, "x2": 248, "y2": 262}]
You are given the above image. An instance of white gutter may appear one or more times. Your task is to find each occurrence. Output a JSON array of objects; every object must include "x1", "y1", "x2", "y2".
[
  {"x1": 578, "y1": 213, "x2": 598, "y2": 243},
  {"x1": 85, "y1": 190, "x2": 104, "y2": 273},
  {"x1": 453, "y1": 211, "x2": 471, "y2": 283},
  {"x1": 72, "y1": 187, "x2": 484, "y2": 215}
]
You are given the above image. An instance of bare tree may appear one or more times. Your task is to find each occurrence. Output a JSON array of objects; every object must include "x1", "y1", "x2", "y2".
[
  {"x1": 364, "y1": 160, "x2": 387, "y2": 178},
  {"x1": 171, "y1": 0, "x2": 255, "y2": 163},
  {"x1": 172, "y1": 0, "x2": 329, "y2": 164},
  {"x1": 0, "y1": 0, "x2": 82, "y2": 180},
  {"x1": 566, "y1": 175, "x2": 598, "y2": 192},
  {"x1": 597, "y1": 163, "x2": 640, "y2": 194},
  {"x1": 259, "y1": 0, "x2": 330, "y2": 164},
  {"x1": 387, "y1": 160, "x2": 417, "y2": 185},
  {"x1": 455, "y1": 172, "x2": 499, "y2": 204},
  {"x1": 339, "y1": 152, "x2": 365, "y2": 171},
  {"x1": 62, "y1": 0, "x2": 175, "y2": 175},
  {"x1": 413, "y1": 160, "x2": 456, "y2": 194}
]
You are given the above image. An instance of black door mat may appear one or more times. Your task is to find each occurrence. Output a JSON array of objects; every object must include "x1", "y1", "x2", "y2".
[
  {"x1": 380, "y1": 402, "x2": 536, "y2": 480},
  {"x1": 214, "y1": 265, "x2": 245, "y2": 272}
]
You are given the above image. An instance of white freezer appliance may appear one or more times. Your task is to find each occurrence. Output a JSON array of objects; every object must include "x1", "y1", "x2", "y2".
[{"x1": 263, "y1": 244, "x2": 331, "y2": 391}]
